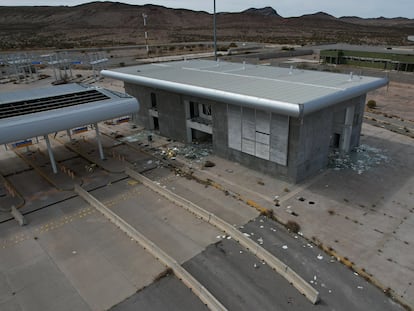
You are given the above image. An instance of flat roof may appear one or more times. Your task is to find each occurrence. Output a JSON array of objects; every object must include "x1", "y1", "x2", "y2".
[
  {"x1": 102, "y1": 60, "x2": 387, "y2": 117},
  {"x1": 0, "y1": 83, "x2": 139, "y2": 145},
  {"x1": 316, "y1": 43, "x2": 414, "y2": 55}
]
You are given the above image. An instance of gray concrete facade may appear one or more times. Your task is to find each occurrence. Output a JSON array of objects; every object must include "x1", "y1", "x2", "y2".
[{"x1": 124, "y1": 82, "x2": 366, "y2": 182}]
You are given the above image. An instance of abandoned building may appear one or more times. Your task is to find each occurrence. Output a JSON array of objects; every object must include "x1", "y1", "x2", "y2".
[
  {"x1": 320, "y1": 44, "x2": 414, "y2": 72},
  {"x1": 102, "y1": 60, "x2": 387, "y2": 182}
]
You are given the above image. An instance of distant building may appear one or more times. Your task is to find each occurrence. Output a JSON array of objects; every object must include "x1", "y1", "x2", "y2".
[
  {"x1": 319, "y1": 44, "x2": 414, "y2": 72},
  {"x1": 102, "y1": 60, "x2": 387, "y2": 182}
]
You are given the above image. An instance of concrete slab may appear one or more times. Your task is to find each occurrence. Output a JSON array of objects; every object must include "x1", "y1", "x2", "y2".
[
  {"x1": 0, "y1": 195, "x2": 166, "y2": 311},
  {"x1": 111, "y1": 275, "x2": 209, "y2": 311},
  {"x1": 0, "y1": 149, "x2": 31, "y2": 176},
  {"x1": 161, "y1": 174, "x2": 258, "y2": 225},
  {"x1": 4, "y1": 251, "x2": 90, "y2": 311},
  {"x1": 241, "y1": 215, "x2": 404, "y2": 310},
  {"x1": 183, "y1": 239, "x2": 313, "y2": 310},
  {"x1": 90, "y1": 180, "x2": 221, "y2": 264}
]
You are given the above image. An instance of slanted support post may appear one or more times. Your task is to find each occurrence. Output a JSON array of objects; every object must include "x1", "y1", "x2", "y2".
[
  {"x1": 11, "y1": 206, "x2": 27, "y2": 226},
  {"x1": 66, "y1": 129, "x2": 72, "y2": 141},
  {"x1": 94, "y1": 123, "x2": 105, "y2": 160},
  {"x1": 44, "y1": 134, "x2": 58, "y2": 174}
]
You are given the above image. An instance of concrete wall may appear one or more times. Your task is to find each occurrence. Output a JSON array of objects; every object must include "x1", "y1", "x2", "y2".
[
  {"x1": 291, "y1": 95, "x2": 367, "y2": 182},
  {"x1": 124, "y1": 83, "x2": 367, "y2": 183},
  {"x1": 125, "y1": 83, "x2": 188, "y2": 142}
]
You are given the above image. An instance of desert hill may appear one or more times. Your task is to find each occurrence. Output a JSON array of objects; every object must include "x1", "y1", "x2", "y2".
[{"x1": 0, "y1": 1, "x2": 413, "y2": 50}]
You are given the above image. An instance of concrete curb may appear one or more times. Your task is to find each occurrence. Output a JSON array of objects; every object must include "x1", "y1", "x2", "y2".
[
  {"x1": 74, "y1": 184, "x2": 227, "y2": 311},
  {"x1": 126, "y1": 167, "x2": 320, "y2": 304}
]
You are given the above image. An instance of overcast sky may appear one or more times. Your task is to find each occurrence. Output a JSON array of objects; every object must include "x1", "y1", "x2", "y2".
[{"x1": 1, "y1": 0, "x2": 413, "y2": 18}]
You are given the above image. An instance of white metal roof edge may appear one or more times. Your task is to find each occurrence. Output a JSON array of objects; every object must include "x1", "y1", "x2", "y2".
[
  {"x1": 302, "y1": 77, "x2": 388, "y2": 115},
  {"x1": 0, "y1": 97, "x2": 139, "y2": 145},
  {"x1": 101, "y1": 70, "x2": 302, "y2": 117},
  {"x1": 101, "y1": 69, "x2": 388, "y2": 118}
]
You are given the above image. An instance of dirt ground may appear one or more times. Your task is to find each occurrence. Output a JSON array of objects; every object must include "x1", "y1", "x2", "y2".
[{"x1": 367, "y1": 81, "x2": 414, "y2": 122}]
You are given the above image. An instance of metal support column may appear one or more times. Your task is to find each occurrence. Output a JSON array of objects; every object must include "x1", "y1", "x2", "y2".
[
  {"x1": 66, "y1": 129, "x2": 72, "y2": 141},
  {"x1": 44, "y1": 134, "x2": 58, "y2": 174},
  {"x1": 94, "y1": 123, "x2": 105, "y2": 160}
]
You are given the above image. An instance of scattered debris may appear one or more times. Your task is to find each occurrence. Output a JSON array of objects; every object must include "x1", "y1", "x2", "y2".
[{"x1": 328, "y1": 144, "x2": 389, "y2": 174}]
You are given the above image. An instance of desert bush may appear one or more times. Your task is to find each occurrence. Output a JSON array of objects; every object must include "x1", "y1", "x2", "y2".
[
  {"x1": 285, "y1": 220, "x2": 300, "y2": 233},
  {"x1": 367, "y1": 99, "x2": 377, "y2": 109}
]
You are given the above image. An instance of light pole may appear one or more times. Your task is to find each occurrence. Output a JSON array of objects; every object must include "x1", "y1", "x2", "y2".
[
  {"x1": 213, "y1": 0, "x2": 217, "y2": 60},
  {"x1": 142, "y1": 13, "x2": 149, "y2": 56}
]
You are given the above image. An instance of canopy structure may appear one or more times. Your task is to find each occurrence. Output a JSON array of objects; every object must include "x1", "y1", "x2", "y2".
[{"x1": 0, "y1": 83, "x2": 139, "y2": 173}]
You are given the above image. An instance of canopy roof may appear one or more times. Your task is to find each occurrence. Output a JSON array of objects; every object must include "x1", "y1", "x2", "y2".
[{"x1": 0, "y1": 83, "x2": 139, "y2": 145}]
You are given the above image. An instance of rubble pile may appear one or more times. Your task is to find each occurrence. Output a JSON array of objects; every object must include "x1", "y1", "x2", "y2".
[
  {"x1": 156, "y1": 143, "x2": 212, "y2": 161},
  {"x1": 177, "y1": 144, "x2": 212, "y2": 160},
  {"x1": 328, "y1": 144, "x2": 389, "y2": 174}
]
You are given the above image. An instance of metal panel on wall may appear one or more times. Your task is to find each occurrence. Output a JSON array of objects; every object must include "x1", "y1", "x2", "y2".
[
  {"x1": 227, "y1": 104, "x2": 242, "y2": 151},
  {"x1": 269, "y1": 114, "x2": 289, "y2": 166},
  {"x1": 242, "y1": 107, "x2": 256, "y2": 141},
  {"x1": 242, "y1": 138, "x2": 255, "y2": 155},
  {"x1": 256, "y1": 142, "x2": 270, "y2": 160},
  {"x1": 256, "y1": 110, "x2": 270, "y2": 134}
]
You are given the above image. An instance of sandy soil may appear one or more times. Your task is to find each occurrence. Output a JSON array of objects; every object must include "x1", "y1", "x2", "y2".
[{"x1": 367, "y1": 81, "x2": 414, "y2": 122}]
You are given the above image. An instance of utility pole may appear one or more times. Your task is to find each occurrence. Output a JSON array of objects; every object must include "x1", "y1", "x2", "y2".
[
  {"x1": 213, "y1": 0, "x2": 217, "y2": 60},
  {"x1": 142, "y1": 13, "x2": 149, "y2": 56}
]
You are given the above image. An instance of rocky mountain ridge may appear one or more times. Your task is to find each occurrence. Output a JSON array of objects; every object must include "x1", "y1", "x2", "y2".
[{"x1": 0, "y1": 1, "x2": 413, "y2": 49}]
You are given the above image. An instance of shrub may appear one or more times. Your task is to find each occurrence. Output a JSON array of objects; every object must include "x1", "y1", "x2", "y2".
[
  {"x1": 285, "y1": 220, "x2": 300, "y2": 233},
  {"x1": 367, "y1": 100, "x2": 377, "y2": 109}
]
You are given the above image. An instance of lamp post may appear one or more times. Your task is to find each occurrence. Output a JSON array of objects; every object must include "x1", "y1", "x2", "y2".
[
  {"x1": 213, "y1": 0, "x2": 217, "y2": 60},
  {"x1": 142, "y1": 13, "x2": 149, "y2": 56}
]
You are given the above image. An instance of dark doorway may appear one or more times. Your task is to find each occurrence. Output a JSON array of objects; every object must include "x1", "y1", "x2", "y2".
[
  {"x1": 153, "y1": 117, "x2": 159, "y2": 130},
  {"x1": 331, "y1": 133, "x2": 341, "y2": 149}
]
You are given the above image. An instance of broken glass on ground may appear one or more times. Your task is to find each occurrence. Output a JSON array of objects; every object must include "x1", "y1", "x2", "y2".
[{"x1": 328, "y1": 144, "x2": 390, "y2": 174}]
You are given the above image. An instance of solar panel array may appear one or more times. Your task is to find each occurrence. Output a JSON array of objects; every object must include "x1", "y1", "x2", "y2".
[{"x1": 0, "y1": 89, "x2": 109, "y2": 120}]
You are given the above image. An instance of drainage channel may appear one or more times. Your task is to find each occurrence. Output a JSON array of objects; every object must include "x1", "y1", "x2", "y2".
[{"x1": 74, "y1": 184, "x2": 227, "y2": 311}]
